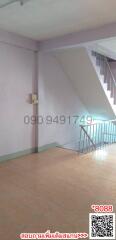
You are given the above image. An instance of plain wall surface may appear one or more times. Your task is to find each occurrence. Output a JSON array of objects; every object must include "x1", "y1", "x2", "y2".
[
  {"x1": 38, "y1": 52, "x2": 88, "y2": 150},
  {"x1": 0, "y1": 43, "x2": 36, "y2": 157}
]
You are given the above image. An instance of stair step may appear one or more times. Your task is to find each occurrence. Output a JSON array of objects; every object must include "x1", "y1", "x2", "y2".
[{"x1": 91, "y1": 51, "x2": 116, "y2": 111}]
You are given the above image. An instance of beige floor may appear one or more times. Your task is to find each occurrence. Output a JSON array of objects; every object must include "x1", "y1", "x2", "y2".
[{"x1": 0, "y1": 145, "x2": 116, "y2": 240}]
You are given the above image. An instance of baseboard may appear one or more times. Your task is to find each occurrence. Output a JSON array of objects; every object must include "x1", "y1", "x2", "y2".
[
  {"x1": 0, "y1": 143, "x2": 59, "y2": 163},
  {"x1": 0, "y1": 147, "x2": 37, "y2": 163},
  {"x1": 38, "y1": 142, "x2": 59, "y2": 152}
]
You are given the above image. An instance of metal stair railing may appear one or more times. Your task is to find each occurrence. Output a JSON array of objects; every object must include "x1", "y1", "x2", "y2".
[
  {"x1": 79, "y1": 119, "x2": 116, "y2": 153},
  {"x1": 92, "y1": 51, "x2": 116, "y2": 105}
]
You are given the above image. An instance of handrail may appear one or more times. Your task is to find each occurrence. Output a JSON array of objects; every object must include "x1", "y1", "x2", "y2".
[
  {"x1": 105, "y1": 58, "x2": 116, "y2": 87},
  {"x1": 80, "y1": 119, "x2": 116, "y2": 127},
  {"x1": 92, "y1": 51, "x2": 116, "y2": 105},
  {"x1": 81, "y1": 125, "x2": 96, "y2": 148},
  {"x1": 79, "y1": 119, "x2": 116, "y2": 153}
]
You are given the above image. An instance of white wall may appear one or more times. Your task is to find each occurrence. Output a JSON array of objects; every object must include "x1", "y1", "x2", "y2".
[
  {"x1": 0, "y1": 43, "x2": 36, "y2": 157},
  {"x1": 38, "y1": 52, "x2": 88, "y2": 150}
]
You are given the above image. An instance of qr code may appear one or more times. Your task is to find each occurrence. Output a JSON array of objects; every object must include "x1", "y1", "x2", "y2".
[{"x1": 89, "y1": 213, "x2": 115, "y2": 239}]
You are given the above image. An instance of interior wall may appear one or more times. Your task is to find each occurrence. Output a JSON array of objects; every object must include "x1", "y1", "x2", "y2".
[
  {"x1": 38, "y1": 52, "x2": 88, "y2": 150},
  {"x1": 0, "y1": 42, "x2": 36, "y2": 158}
]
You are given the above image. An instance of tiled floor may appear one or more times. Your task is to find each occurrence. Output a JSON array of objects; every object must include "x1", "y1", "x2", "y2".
[{"x1": 0, "y1": 145, "x2": 116, "y2": 240}]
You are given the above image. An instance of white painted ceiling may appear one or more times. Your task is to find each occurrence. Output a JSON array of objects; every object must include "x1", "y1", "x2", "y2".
[{"x1": 0, "y1": 0, "x2": 116, "y2": 40}]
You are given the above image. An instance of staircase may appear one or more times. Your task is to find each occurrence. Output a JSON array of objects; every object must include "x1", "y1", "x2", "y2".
[
  {"x1": 89, "y1": 51, "x2": 116, "y2": 115},
  {"x1": 79, "y1": 119, "x2": 116, "y2": 153},
  {"x1": 79, "y1": 50, "x2": 116, "y2": 153}
]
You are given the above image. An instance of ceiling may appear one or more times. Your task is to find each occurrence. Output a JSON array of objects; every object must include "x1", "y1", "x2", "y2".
[{"x1": 0, "y1": 0, "x2": 116, "y2": 40}]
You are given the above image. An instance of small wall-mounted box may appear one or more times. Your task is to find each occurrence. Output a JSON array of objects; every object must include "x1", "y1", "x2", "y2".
[{"x1": 31, "y1": 94, "x2": 38, "y2": 105}]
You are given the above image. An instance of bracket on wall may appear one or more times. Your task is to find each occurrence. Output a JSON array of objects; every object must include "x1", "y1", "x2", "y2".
[{"x1": 31, "y1": 94, "x2": 38, "y2": 105}]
